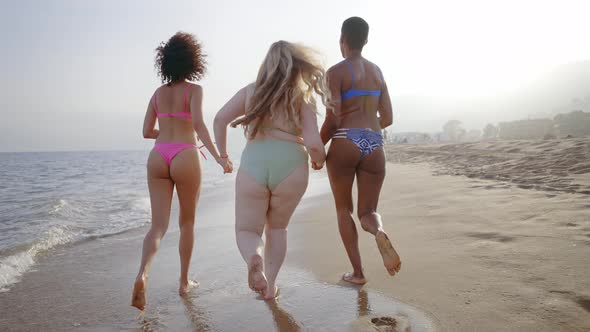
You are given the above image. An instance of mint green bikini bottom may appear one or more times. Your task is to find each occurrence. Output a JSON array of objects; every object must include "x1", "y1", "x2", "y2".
[{"x1": 239, "y1": 139, "x2": 308, "y2": 190}]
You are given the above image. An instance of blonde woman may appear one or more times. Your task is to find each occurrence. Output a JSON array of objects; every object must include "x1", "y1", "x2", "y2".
[{"x1": 214, "y1": 41, "x2": 327, "y2": 300}]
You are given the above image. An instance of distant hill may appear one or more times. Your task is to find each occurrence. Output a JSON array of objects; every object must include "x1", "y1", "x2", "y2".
[{"x1": 391, "y1": 60, "x2": 590, "y2": 133}]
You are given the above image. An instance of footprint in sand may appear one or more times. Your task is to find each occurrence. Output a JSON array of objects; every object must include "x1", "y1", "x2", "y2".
[
  {"x1": 465, "y1": 232, "x2": 515, "y2": 243},
  {"x1": 372, "y1": 316, "x2": 398, "y2": 327},
  {"x1": 351, "y1": 315, "x2": 410, "y2": 332}
]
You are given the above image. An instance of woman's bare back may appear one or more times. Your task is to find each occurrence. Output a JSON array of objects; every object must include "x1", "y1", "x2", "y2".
[{"x1": 151, "y1": 83, "x2": 198, "y2": 144}]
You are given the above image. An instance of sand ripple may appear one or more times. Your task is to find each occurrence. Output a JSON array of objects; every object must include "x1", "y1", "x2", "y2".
[{"x1": 386, "y1": 137, "x2": 590, "y2": 195}]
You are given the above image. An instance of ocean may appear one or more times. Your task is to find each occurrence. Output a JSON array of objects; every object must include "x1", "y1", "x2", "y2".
[{"x1": 0, "y1": 150, "x2": 233, "y2": 292}]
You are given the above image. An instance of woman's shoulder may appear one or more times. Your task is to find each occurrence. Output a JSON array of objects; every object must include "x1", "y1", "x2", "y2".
[
  {"x1": 186, "y1": 82, "x2": 203, "y2": 91},
  {"x1": 153, "y1": 84, "x2": 164, "y2": 94},
  {"x1": 362, "y1": 59, "x2": 383, "y2": 75},
  {"x1": 244, "y1": 82, "x2": 256, "y2": 94},
  {"x1": 328, "y1": 60, "x2": 349, "y2": 75},
  {"x1": 240, "y1": 82, "x2": 256, "y2": 102}
]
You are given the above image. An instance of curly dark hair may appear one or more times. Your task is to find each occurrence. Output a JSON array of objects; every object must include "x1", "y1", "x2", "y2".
[{"x1": 155, "y1": 32, "x2": 206, "y2": 85}]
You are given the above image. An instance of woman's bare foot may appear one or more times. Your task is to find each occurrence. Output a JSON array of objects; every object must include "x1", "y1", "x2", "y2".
[
  {"x1": 263, "y1": 285, "x2": 279, "y2": 301},
  {"x1": 179, "y1": 279, "x2": 199, "y2": 296},
  {"x1": 375, "y1": 230, "x2": 402, "y2": 276},
  {"x1": 342, "y1": 272, "x2": 367, "y2": 285},
  {"x1": 131, "y1": 276, "x2": 146, "y2": 311},
  {"x1": 248, "y1": 254, "x2": 268, "y2": 293}
]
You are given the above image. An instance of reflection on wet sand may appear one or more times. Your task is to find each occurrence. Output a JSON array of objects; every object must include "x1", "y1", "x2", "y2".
[
  {"x1": 357, "y1": 288, "x2": 371, "y2": 317},
  {"x1": 349, "y1": 286, "x2": 411, "y2": 332},
  {"x1": 136, "y1": 311, "x2": 165, "y2": 332},
  {"x1": 124, "y1": 264, "x2": 435, "y2": 332},
  {"x1": 267, "y1": 299, "x2": 302, "y2": 332},
  {"x1": 182, "y1": 293, "x2": 215, "y2": 332}
]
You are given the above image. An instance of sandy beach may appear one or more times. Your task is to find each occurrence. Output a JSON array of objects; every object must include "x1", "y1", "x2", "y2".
[
  {"x1": 2, "y1": 138, "x2": 589, "y2": 331},
  {"x1": 386, "y1": 137, "x2": 590, "y2": 195},
  {"x1": 290, "y1": 138, "x2": 590, "y2": 331}
]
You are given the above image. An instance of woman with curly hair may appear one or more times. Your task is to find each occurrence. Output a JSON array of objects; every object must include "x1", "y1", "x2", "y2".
[
  {"x1": 214, "y1": 41, "x2": 327, "y2": 300},
  {"x1": 131, "y1": 32, "x2": 230, "y2": 311}
]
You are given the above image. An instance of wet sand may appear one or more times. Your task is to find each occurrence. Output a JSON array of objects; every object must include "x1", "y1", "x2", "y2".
[
  {"x1": 0, "y1": 174, "x2": 435, "y2": 332},
  {"x1": 291, "y1": 146, "x2": 590, "y2": 331}
]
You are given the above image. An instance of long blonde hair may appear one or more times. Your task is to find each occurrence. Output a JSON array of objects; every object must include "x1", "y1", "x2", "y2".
[{"x1": 231, "y1": 41, "x2": 329, "y2": 139}]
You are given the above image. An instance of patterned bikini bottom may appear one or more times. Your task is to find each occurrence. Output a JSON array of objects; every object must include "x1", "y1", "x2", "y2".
[{"x1": 333, "y1": 128, "x2": 384, "y2": 158}]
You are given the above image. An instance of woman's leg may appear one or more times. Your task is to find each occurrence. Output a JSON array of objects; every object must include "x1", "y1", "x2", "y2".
[
  {"x1": 326, "y1": 139, "x2": 366, "y2": 284},
  {"x1": 235, "y1": 169, "x2": 270, "y2": 294},
  {"x1": 170, "y1": 148, "x2": 202, "y2": 295},
  {"x1": 132, "y1": 150, "x2": 174, "y2": 310},
  {"x1": 356, "y1": 147, "x2": 386, "y2": 235},
  {"x1": 356, "y1": 147, "x2": 401, "y2": 276},
  {"x1": 264, "y1": 164, "x2": 308, "y2": 300}
]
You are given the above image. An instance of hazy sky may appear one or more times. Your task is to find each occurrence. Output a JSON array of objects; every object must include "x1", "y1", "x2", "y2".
[{"x1": 1, "y1": 0, "x2": 589, "y2": 152}]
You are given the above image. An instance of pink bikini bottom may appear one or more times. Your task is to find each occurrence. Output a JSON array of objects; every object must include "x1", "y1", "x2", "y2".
[{"x1": 154, "y1": 142, "x2": 205, "y2": 166}]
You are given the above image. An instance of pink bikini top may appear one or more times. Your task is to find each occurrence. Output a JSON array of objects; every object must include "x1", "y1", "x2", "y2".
[{"x1": 152, "y1": 84, "x2": 192, "y2": 119}]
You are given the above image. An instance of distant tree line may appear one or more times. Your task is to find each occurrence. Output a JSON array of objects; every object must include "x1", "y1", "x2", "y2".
[
  {"x1": 387, "y1": 110, "x2": 590, "y2": 144},
  {"x1": 441, "y1": 110, "x2": 590, "y2": 142}
]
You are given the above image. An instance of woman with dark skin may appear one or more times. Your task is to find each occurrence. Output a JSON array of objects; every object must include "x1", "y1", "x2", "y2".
[
  {"x1": 131, "y1": 32, "x2": 230, "y2": 311},
  {"x1": 320, "y1": 17, "x2": 401, "y2": 285}
]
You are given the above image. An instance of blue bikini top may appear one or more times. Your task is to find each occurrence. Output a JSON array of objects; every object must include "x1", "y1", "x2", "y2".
[{"x1": 341, "y1": 60, "x2": 382, "y2": 101}]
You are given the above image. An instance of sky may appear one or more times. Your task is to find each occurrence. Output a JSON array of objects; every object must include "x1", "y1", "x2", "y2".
[{"x1": 0, "y1": 0, "x2": 589, "y2": 152}]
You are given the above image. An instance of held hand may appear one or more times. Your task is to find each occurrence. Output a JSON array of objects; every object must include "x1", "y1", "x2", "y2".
[
  {"x1": 224, "y1": 159, "x2": 234, "y2": 174},
  {"x1": 147, "y1": 129, "x2": 159, "y2": 139},
  {"x1": 327, "y1": 100, "x2": 340, "y2": 115},
  {"x1": 216, "y1": 156, "x2": 233, "y2": 174},
  {"x1": 311, "y1": 160, "x2": 324, "y2": 170}
]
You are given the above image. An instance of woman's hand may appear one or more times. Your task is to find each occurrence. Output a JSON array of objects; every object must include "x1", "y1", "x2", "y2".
[
  {"x1": 327, "y1": 100, "x2": 340, "y2": 115},
  {"x1": 311, "y1": 160, "x2": 324, "y2": 170},
  {"x1": 224, "y1": 159, "x2": 234, "y2": 174},
  {"x1": 216, "y1": 156, "x2": 233, "y2": 174},
  {"x1": 143, "y1": 129, "x2": 159, "y2": 139}
]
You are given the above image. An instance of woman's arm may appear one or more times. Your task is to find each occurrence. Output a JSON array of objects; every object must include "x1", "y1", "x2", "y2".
[
  {"x1": 320, "y1": 109, "x2": 339, "y2": 145},
  {"x1": 377, "y1": 68, "x2": 393, "y2": 129},
  {"x1": 190, "y1": 84, "x2": 221, "y2": 161},
  {"x1": 213, "y1": 85, "x2": 249, "y2": 157},
  {"x1": 301, "y1": 103, "x2": 326, "y2": 167},
  {"x1": 142, "y1": 95, "x2": 159, "y2": 139},
  {"x1": 320, "y1": 66, "x2": 342, "y2": 144}
]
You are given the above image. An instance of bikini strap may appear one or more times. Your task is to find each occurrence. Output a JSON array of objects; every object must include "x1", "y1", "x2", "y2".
[
  {"x1": 344, "y1": 60, "x2": 354, "y2": 89},
  {"x1": 183, "y1": 83, "x2": 192, "y2": 113}
]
